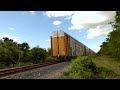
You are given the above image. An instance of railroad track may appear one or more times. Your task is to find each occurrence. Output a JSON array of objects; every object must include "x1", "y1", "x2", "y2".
[{"x1": 0, "y1": 61, "x2": 60, "y2": 78}]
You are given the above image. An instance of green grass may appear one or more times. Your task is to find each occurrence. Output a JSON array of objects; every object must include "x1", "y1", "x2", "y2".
[
  {"x1": 45, "y1": 56, "x2": 58, "y2": 62},
  {"x1": 92, "y1": 55, "x2": 120, "y2": 79}
]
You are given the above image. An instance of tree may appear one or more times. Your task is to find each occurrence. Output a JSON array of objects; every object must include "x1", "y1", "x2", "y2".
[
  {"x1": 47, "y1": 48, "x2": 51, "y2": 56},
  {"x1": 99, "y1": 41, "x2": 111, "y2": 56},
  {"x1": 0, "y1": 37, "x2": 50, "y2": 68},
  {"x1": 20, "y1": 42, "x2": 30, "y2": 51},
  {"x1": 0, "y1": 46, "x2": 12, "y2": 67},
  {"x1": 0, "y1": 37, "x2": 23, "y2": 67},
  {"x1": 99, "y1": 11, "x2": 120, "y2": 59},
  {"x1": 28, "y1": 46, "x2": 48, "y2": 64},
  {"x1": 107, "y1": 11, "x2": 120, "y2": 59},
  {"x1": 18, "y1": 42, "x2": 30, "y2": 62},
  {"x1": 3, "y1": 37, "x2": 9, "y2": 42}
]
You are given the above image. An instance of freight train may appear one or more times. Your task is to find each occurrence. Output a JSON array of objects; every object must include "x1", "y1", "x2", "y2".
[{"x1": 51, "y1": 30, "x2": 95, "y2": 61}]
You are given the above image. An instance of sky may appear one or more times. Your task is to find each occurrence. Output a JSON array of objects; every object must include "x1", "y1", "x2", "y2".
[{"x1": 0, "y1": 11, "x2": 116, "y2": 52}]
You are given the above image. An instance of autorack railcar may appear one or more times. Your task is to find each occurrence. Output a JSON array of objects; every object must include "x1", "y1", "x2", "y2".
[{"x1": 51, "y1": 30, "x2": 95, "y2": 61}]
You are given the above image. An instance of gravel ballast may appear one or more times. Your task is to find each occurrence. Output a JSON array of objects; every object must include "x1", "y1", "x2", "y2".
[{"x1": 0, "y1": 62, "x2": 71, "y2": 79}]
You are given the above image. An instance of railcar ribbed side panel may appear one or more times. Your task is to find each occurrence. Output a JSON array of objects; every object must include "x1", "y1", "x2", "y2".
[{"x1": 51, "y1": 30, "x2": 95, "y2": 58}]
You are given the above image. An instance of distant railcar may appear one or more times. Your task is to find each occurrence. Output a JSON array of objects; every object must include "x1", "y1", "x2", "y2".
[{"x1": 51, "y1": 30, "x2": 95, "y2": 61}]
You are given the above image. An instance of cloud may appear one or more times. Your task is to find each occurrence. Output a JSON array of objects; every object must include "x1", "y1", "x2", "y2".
[
  {"x1": 45, "y1": 11, "x2": 116, "y2": 39},
  {"x1": 86, "y1": 24, "x2": 113, "y2": 39},
  {"x1": 8, "y1": 27, "x2": 15, "y2": 30},
  {"x1": 91, "y1": 46, "x2": 101, "y2": 53},
  {"x1": 68, "y1": 11, "x2": 115, "y2": 30},
  {"x1": 45, "y1": 39, "x2": 50, "y2": 42},
  {"x1": 0, "y1": 34, "x2": 20, "y2": 42},
  {"x1": 45, "y1": 11, "x2": 74, "y2": 17},
  {"x1": 53, "y1": 21, "x2": 62, "y2": 26},
  {"x1": 21, "y1": 11, "x2": 36, "y2": 15},
  {"x1": 29, "y1": 11, "x2": 35, "y2": 14}
]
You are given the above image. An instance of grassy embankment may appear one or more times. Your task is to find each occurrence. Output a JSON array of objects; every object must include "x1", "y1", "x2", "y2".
[{"x1": 63, "y1": 54, "x2": 120, "y2": 79}]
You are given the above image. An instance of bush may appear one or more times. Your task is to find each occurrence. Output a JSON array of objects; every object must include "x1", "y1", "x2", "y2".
[
  {"x1": 96, "y1": 67, "x2": 114, "y2": 78},
  {"x1": 45, "y1": 56, "x2": 58, "y2": 62},
  {"x1": 0, "y1": 63, "x2": 6, "y2": 69},
  {"x1": 63, "y1": 56, "x2": 114, "y2": 79},
  {"x1": 28, "y1": 47, "x2": 48, "y2": 63},
  {"x1": 88, "y1": 53, "x2": 97, "y2": 58}
]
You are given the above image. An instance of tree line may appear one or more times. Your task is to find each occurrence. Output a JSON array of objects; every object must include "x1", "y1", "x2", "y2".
[
  {"x1": 0, "y1": 37, "x2": 51, "y2": 68},
  {"x1": 98, "y1": 11, "x2": 120, "y2": 59}
]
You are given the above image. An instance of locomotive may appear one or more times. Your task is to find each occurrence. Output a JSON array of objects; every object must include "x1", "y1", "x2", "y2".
[{"x1": 51, "y1": 30, "x2": 95, "y2": 61}]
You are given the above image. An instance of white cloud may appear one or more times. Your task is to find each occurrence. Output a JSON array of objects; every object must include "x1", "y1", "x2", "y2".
[
  {"x1": 0, "y1": 34, "x2": 20, "y2": 42},
  {"x1": 91, "y1": 46, "x2": 101, "y2": 53},
  {"x1": 45, "y1": 11, "x2": 116, "y2": 39},
  {"x1": 21, "y1": 11, "x2": 36, "y2": 15},
  {"x1": 45, "y1": 11, "x2": 74, "y2": 17},
  {"x1": 8, "y1": 27, "x2": 15, "y2": 30},
  {"x1": 53, "y1": 21, "x2": 62, "y2": 26},
  {"x1": 45, "y1": 39, "x2": 50, "y2": 42},
  {"x1": 86, "y1": 24, "x2": 113, "y2": 39},
  {"x1": 29, "y1": 11, "x2": 35, "y2": 14}
]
